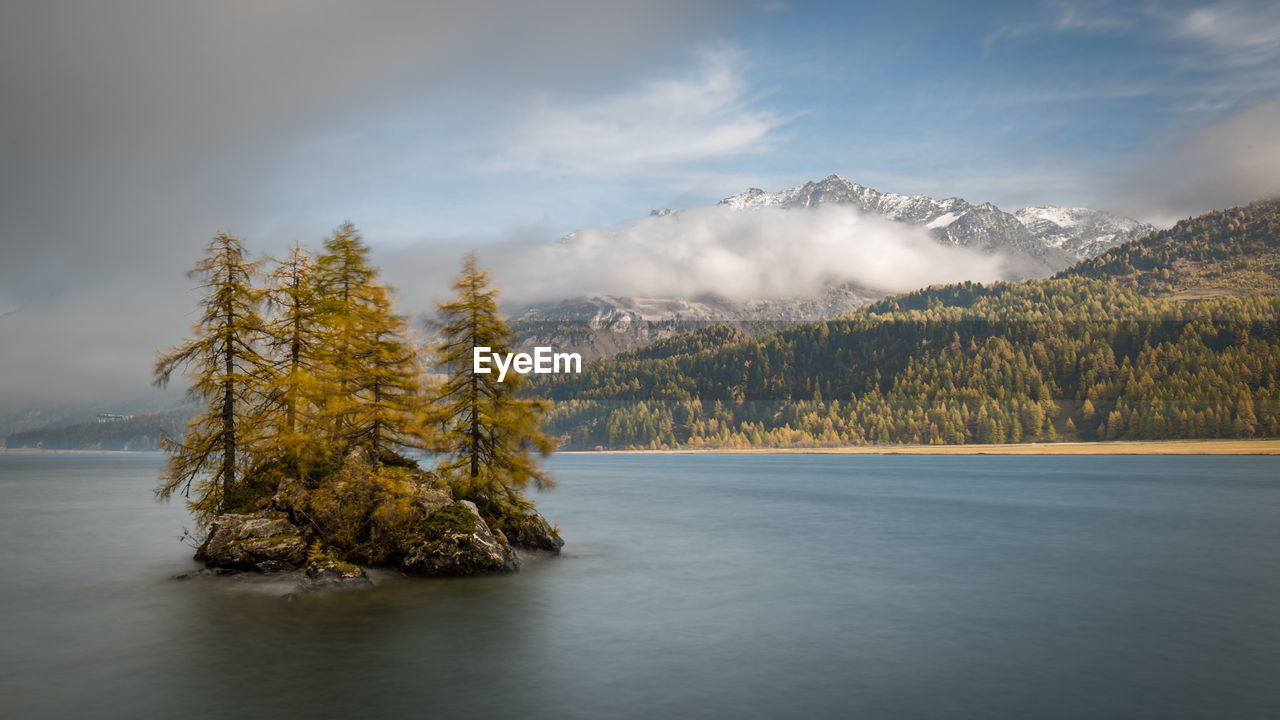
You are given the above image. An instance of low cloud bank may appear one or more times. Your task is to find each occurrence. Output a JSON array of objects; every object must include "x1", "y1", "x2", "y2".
[{"x1": 388, "y1": 204, "x2": 1008, "y2": 310}]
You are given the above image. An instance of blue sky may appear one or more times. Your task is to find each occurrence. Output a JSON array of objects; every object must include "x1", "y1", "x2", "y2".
[{"x1": 249, "y1": 0, "x2": 1280, "y2": 245}]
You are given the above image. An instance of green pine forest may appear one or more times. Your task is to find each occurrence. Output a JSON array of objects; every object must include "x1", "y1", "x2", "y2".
[{"x1": 531, "y1": 199, "x2": 1280, "y2": 449}]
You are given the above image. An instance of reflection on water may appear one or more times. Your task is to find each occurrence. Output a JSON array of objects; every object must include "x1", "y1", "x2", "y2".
[{"x1": 2, "y1": 452, "x2": 1279, "y2": 718}]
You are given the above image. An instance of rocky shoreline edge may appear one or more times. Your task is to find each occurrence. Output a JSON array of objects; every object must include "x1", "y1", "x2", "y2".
[{"x1": 172, "y1": 483, "x2": 563, "y2": 593}]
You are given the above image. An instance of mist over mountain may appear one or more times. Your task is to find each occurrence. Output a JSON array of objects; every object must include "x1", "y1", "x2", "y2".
[
  {"x1": 510, "y1": 174, "x2": 1154, "y2": 358},
  {"x1": 718, "y1": 174, "x2": 1152, "y2": 273}
]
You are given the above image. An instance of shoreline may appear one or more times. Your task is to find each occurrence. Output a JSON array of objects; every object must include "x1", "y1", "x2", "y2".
[
  {"x1": 6, "y1": 440, "x2": 1280, "y2": 456},
  {"x1": 562, "y1": 439, "x2": 1280, "y2": 456},
  {"x1": 0, "y1": 448, "x2": 153, "y2": 455}
]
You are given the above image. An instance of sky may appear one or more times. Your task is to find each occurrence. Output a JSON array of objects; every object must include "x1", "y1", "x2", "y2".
[{"x1": 2, "y1": 0, "x2": 1279, "y2": 413}]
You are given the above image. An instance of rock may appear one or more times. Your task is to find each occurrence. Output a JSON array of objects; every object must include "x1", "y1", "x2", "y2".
[
  {"x1": 413, "y1": 485, "x2": 454, "y2": 514},
  {"x1": 502, "y1": 510, "x2": 565, "y2": 554},
  {"x1": 402, "y1": 501, "x2": 519, "y2": 576},
  {"x1": 304, "y1": 557, "x2": 373, "y2": 590},
  {"x1": 173, "y1": 567, "x2": 239, "y2": 580},
  {"x1": 270, "y1": 476, "x2": 308, "y2": 514},
  {"x1": 195, "y1": 511, "x2": 307, "y2": 573}
]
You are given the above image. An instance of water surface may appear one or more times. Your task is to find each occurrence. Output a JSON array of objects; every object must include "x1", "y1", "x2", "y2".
[{"x1": 1, "y1": 452, "x2": 1278, "y2": 718}]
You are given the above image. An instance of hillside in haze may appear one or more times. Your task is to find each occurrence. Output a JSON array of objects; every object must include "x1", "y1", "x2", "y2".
[{"x1": 4, "y1": 408, "x2": 195, "y2": 451}]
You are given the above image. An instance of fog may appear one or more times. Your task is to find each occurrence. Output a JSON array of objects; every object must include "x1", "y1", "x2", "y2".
[
  {"x1": 0, "y1": 0, "x2": 728, "y2": 415},
  {"x1": 1108, "y1": 100, "x2": 1280, "y2": 226},
  {"x1": 384, "y1": 205, "x2": 1007, "y2": 312}
]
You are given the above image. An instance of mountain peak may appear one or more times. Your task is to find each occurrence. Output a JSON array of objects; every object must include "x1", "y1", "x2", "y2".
[
  {"x1": 1014, "y1": 205, "x2": 1153, "y2": 259},
  {"x1": 718, "y1": 174, "x2": 1153, "y2": 265}
]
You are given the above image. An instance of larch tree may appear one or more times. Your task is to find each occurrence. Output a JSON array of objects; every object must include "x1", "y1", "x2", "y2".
[
  {"x1": 260, "y1": 243, "x2": 325, "y2": 470},
  {"x1": 347, "y1": 281, "x2": 431, "y2": 461},
  {"x1": 154, "y1": 232, "x2": 269, "y2": 524},
  {"x1": 314, "y1": 223, "x2": 379, "y2": 453},
  {"x1": 434, "y1": 254, "x2": 555, "y2": 508},
  {"x1": 313, "y1": 223, "x2": 428, "y2": 462}
]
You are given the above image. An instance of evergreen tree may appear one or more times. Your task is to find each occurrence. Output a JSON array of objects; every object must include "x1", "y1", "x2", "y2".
[
  {"x1": 314, "y1": 223, "x2": 377, "y2": 450},
  {"x1": 153, "y1": 233, "x2": 268, "y2": 524},
  {"x1": 260, "y1": 244, "x2": 325, "y2": 468},
  {"x1": 434, "y1": 254, "x2": 555, "y2": 507},
  {"x1": 313, "y1": 223, "x2": 426, "y2": 462},
  {"x1": 348, "y1": 281, "x2": 431, "y2": 460}
]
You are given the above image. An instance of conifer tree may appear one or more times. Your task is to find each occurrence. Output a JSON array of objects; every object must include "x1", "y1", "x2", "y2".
[
  {"x1": 260, "y1": 244, "x2": 325, "y2": 468},
  {"x1": 313, "y1": 223, "x2": 427, "y2": 462},
  {"x1": 347, "y1": 281, "x2": 430, "y2": 460},
  {"x1": 154, "y1": 232, "x2": 268, "y2": 523},
  {"x1": 435, "y1": 254, "x2": 555, "y2": 506},
  {"x1": 314, "y1": 223, "x2": 379, "y2": 452}
]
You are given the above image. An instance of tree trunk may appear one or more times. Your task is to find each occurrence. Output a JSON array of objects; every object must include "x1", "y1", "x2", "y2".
[
  {"x1": 222, "y1": 301, "x2": 236, "y2": 506},
  {"x1": 469, "y1": 291, "x2": 480, "y2": 480}
]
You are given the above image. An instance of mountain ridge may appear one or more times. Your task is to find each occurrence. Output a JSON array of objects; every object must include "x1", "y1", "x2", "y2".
[{"x1": 512, "y1": 174, "x2": 1154, "y2": 358}]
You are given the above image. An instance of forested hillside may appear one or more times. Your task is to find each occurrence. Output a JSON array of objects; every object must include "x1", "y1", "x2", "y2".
[
  {"x1": 533, "y1": 277, "x2": 1280, "y2": 448},
  {"x1": 1062, "y1": 198, "x2": 1280, "y2": 297},
  {"x1": 532, "y1": 199, "x2": 1280, "y2": 448},
  {"x1": 532, "y1": 198, "x2": 1280, "y2": 449}
]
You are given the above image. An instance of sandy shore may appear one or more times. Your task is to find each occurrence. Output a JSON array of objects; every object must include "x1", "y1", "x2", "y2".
[{"x1": 563, "y1": 439, "x2": 1280, "y2": 456}]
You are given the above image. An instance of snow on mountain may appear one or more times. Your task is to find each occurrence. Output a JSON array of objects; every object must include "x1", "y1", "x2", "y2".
[
  {"x1": 1014, "y1": 206, "x2": 1154, "y2": 260},
  {"x1": 719, "y1": 174, "x2": 1076, "y2": 279},
  {"x1": 514, "y1": 174, "x2": 1156, "y2": 359}
]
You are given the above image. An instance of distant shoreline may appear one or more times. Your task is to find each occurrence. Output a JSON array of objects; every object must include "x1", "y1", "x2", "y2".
[
  {"x1": 0, "y1": 448, "x2": 151, "y2": 455},
  {"x1": 6, "y1": 439, "x2": 1279, "y2": 456},
  {"x1": 562, "y1": 439, "x2": 1280, "y2": 456}
]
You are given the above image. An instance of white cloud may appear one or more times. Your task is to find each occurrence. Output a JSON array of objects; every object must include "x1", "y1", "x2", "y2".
[
  {"x1": 986, "y1": 0, "x2": 1280, "y2": 72},
  {"x1": 1173, "y1": 1, "x2": 1280, "y2": 68},
  {"x1": 490, "y1": 48, "x2": 788, "y2": 176},
  {"x1": 385, "y1": 204, "x2": 1008, "y2": 312},
  {"x1": 982, "y1": 1, "x2": 1134, "y2": 51}
]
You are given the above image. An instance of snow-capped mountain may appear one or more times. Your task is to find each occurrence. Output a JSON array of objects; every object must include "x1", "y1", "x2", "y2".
[
  {"x1": 513, "y1": 174, "x2": 1154, "y2": 358},
  {"x1": 1014, "y1": 205, "x2": 1153, "y2": 260},
  {"x1": 720, "y1": 174, "x2": 1151, "y2": 276}
]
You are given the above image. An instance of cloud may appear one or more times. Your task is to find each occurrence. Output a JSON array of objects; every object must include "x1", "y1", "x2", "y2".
[
  {"x1": 1107, "y1": 99, "x2": 1280, "y2": 223},
  {"x1": 0, "y1": 0, "x2": 732, "y2": 414},
  {"x1": 385, "y1": 205, "x2": 1008, "y2": 312},
  {"x1": 489, "y1": 48, "x2": 788, "y2": 176},
  {"x1": 1173, "y1": 1, "x2": 1280, "y2": 69},
  {"x1": 982, "y1": 0, "x2": 1135, "y2": 51},
  {"x1": 985, "y1": 0, "x2": 1280, "y2": 74}
]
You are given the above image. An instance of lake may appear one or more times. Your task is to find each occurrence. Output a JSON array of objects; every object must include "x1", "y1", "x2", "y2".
[{"x1": 1, "y1": 452, "x2": 1278, "y2": 718}]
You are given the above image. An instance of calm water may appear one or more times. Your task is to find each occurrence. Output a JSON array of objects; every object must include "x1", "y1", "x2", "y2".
[{"x1": 1, "y1": 452, "x2": 1278, "y2": 719}]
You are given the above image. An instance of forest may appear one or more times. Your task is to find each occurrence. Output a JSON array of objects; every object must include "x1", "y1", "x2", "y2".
[
  {"x1": 531, "y1": 201, "x2": 1280, "y2": 449},
  {"x1": 1061, "y1": 198, "x2": 1280, "y2": 297}
]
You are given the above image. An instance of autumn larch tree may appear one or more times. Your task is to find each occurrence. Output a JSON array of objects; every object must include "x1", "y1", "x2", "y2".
[
  {"x1": 314, "y1": 223, "x2": 428, "y2": 463},
  {"x1": 259, "y1": 243, "x2": 325, "y2": 470},
  {"x1": 434, "y1": 253, "x2": 555, "y2": 509},
  {"x1": 154, "y1": 232, "x2": 269, "y2": 524}
]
